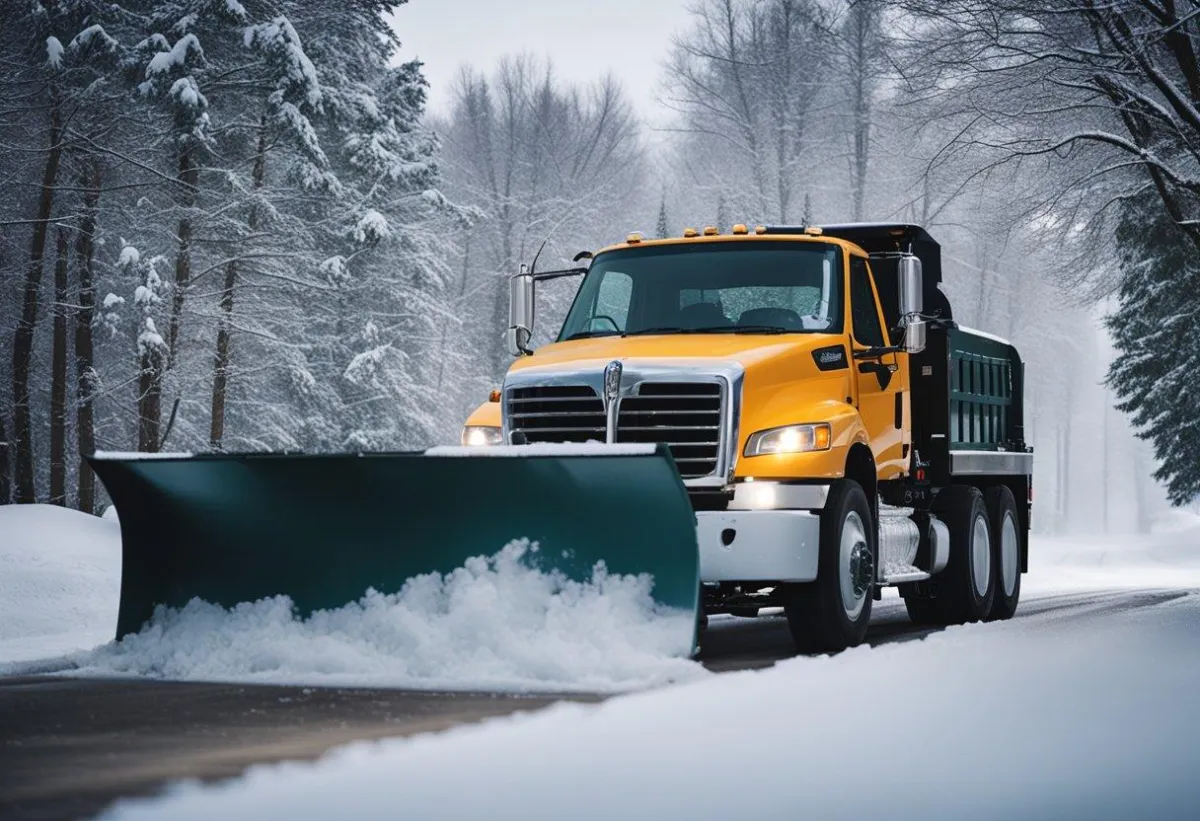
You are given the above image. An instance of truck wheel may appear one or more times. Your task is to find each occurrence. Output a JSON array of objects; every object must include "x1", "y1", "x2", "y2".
[
  {"x1": 984, "y1": 486, "x2": 1021, "y2": 621},
  {"x1": 783, "y1": 479, "x2": 875, "y2": 653},
  {"x1": 926, "y1": 485, "x2": 995, "y2": 624}
]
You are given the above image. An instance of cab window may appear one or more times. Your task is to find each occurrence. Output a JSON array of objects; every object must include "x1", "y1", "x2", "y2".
[{"x1": 849, "y1": 257, "x2": 887, "y2": 347}]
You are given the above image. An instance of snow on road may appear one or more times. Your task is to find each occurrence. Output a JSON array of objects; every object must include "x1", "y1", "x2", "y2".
[{"x1": 101, "y1": 588, "x2": 1200, "y2": 821}]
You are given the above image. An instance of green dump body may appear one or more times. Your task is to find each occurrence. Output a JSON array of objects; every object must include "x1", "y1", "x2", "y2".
[{"x1": 88, "y1": 445, "x2": 700, "y2": 653}]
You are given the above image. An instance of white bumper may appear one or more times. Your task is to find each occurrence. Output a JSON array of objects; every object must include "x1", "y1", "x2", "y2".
[{"x1": 696, "y1": 509, "x2": 821, "y2": 583}]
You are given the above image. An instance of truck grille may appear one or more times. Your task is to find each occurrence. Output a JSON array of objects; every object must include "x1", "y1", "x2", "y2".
[
  {"x1": 507, "y1": 385, "x2": 605, "y2": 443},
  {"x1": 616, "y1": 382, "x2": 722, "y2": 478}
]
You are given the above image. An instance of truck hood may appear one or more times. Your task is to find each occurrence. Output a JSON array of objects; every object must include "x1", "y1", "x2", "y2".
[{"x1": 509, "y1": 333, "x2": 845, "y2": 375}]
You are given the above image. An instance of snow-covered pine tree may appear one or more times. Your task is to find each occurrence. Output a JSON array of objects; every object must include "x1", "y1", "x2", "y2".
[
  {"x1": 287, "y1": 1, "x2": 463, "y2": 450},
  {"x1": 656, "y1": 196, "x2": 670, "y2": 239},
  {"x1": 1107, "y1": 194, "x2": 1200, "y2": 505}
]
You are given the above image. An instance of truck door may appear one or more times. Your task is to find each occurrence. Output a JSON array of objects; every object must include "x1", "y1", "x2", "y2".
[{"x1": 849, "y1": 255, "x2": 908, "y2": 479}]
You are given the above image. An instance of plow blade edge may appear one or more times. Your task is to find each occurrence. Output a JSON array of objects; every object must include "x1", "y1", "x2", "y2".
[{"x1": 89, "y1": 445, "x2": 700, "y2": 650}]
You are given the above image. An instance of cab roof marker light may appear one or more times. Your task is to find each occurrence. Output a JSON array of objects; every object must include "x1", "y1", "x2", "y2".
[
  {"x1": 626, "y1": 232, "x2": 644, "y2": 244},
  {"x1": 754, "y1": 225, "x2": 767, "y2": 235},
  {"x1": 703, "y1": 226, "x2": 719, "y2": 236},
  {"x1": 804, "y1": 226, "x2": 823, "y2": 236},
  {"x1": 683, "y1": 227, "x2": 698, "y2": 238},
  {"x1": 731, "y1": 224, "x2": 749, "y2": 235}
]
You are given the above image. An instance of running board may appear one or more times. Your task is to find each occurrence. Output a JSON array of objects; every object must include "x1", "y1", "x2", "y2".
[{"x1": 879, "y1": 567, "x2": 932, "y2": 585}]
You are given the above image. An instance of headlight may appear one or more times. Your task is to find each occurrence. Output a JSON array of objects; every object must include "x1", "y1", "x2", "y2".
[
  {"x1": 461, "y1": 426, "x2": 503, "y2": 446},
  {"x1": 744, "y1": 423, "x2": 832, "y2": 456}
]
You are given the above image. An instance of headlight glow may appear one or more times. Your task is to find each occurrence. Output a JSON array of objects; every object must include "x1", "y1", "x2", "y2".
[
  {"x1": 744, "y1": 423, "x2": 832, "y2": 456},
  {"x1": 461, "y1": 425, "x2": 503, "y2": 447}
]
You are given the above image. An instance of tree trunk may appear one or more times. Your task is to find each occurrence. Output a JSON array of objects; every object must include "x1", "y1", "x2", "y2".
[
  {"x1": 210, "y1": 118, "x2": 266, "y2": 449},
  {"x1": 74, "y1": 161, "x2": 100, "y2": 514},
  {"x1": 137, "y1": 346, "x2": 164, "y2": 453},
  {"x1": 11, "y1": 84, "x2": 62, "y2": 502},
  {"x1": 49, "y1": 226, "x2": 70, "y2": 506},
  {"x1": 141, "y1": 148, "x2": 198, "y2": 452},
  {"x1": 167, "y1": 149, "x2": 198, "y2": 366},
  {"x1": 0, "y1": 414, "x2": 10, "y2": 505}
]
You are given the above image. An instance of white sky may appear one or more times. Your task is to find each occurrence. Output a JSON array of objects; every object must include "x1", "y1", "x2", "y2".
[{"x1": 388, "y1": 0, "x2": 689, "y2": 122}]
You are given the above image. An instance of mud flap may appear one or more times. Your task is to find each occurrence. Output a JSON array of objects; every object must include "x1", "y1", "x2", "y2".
[{"x1": 89, "y1": 444, "x2": 700, "y2": 654}]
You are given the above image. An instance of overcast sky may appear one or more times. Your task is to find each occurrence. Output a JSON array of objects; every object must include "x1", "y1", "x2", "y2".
[{"x1": 388, "y1": 0, "x2": 689, "y2": 123}]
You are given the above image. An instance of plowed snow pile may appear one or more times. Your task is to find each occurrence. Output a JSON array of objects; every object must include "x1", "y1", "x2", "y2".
[
  {"x1": 0, "y1": 504, "x2": 121, "y2": 663},
  {"x1": 64, "y1": 540, "x2": 703, "y2": 692}
]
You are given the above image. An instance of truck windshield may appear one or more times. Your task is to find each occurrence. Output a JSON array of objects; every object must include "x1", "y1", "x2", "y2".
[{"x1": 557, "y1": 241, "x2": 843, "y2": 341}]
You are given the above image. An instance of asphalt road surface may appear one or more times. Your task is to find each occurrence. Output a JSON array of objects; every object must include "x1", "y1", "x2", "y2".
[{"x1": 1, "y1": 589, "x2": 1181, "y2": 821}]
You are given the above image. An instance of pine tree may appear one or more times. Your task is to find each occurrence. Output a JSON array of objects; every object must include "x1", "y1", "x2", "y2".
[
  {"x1": 656, "y1": 196, "x2": 670, "y2": 238},
  {"x1": 1106, "y1": 192, "x2": 1200, "y2": 504}
]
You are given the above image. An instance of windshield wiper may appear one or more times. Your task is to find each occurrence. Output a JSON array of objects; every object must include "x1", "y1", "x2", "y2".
[
  {"x1": 624, "y1": 326, "x2": 688, "y2": 336},
  {"x1": 623, "y1": 325, "x2": 792, "y2": 336},
  {"x1": 563, "y1": 330, "x2": 620, "y2": 341},
  {"x1": 690, "y1": 325, "x2": 790, "y2": 335}
]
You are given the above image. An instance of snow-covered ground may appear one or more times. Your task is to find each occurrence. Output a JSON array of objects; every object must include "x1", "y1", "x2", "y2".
[
  {"x1": 100, "y1": 585, "x2": 1200, "y2": 820},
  {"x1": 0, "y1": 504, "x2": 121, "y2": 663},
  {"x1": 4, "y1": 503, "x2": 1200, "y2": 819}
]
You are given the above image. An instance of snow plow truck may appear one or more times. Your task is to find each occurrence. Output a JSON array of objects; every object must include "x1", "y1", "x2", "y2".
[{"x1": 91, "y1": 222, "x2": 1031, "y2": 657}]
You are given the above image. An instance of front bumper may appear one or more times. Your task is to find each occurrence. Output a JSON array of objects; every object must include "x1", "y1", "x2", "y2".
[{"x1": 696, "y1": 509, "x2": 821, "y2": 583}]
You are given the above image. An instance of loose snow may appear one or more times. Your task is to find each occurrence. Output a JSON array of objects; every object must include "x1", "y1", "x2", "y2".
[
  {"x1": 0, "y1": 510, "x2": 698, "y2": 691},
  {"x1": 45, "y1": 36, "x2": 63, "y2": 68},
  {"x1": 0, "y1": 505, "x2": 121, "y2": 663},
  {"x1": 100, "y1": 588, "x2": 1200, "y2": 821}
]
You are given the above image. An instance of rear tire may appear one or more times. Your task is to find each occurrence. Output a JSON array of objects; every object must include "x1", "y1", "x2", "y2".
[
  {"x1": 908, "y1": 485, "x2": 994, "y2": 625},
  {"x1": 784, "y1": 480, "x2": 875, "y2": 653},
  {"x1": 984, "y1": 486, "x2": 1021, "y2": 621}
]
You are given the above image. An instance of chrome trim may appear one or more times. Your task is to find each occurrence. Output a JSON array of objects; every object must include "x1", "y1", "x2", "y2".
[
  {"x1": 949, "y1": 450, "x2": 1033, "y2": 476},
  {"x1": 502, "y1": 359, "x2": 746, "y2": 484}
]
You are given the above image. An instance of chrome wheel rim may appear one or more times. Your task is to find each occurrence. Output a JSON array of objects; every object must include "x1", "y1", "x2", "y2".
[
  {"x1": 840, "y1": 511, "x2": 873, "y2": 620},
  {"x1": 1000, "y1": 511, "x2": 1019, "y2": 597},
  {"x1": 971, "y1": 512, "x2": 992, "y2": 598}
]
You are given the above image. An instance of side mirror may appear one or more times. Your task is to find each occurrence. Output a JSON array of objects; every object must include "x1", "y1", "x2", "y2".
[
  {"x1": 507, "y1": 266, "x2": 535, "y2": 356},
  {"x1": 897, "y1": 255, "x2": 927, "y2": 355}
]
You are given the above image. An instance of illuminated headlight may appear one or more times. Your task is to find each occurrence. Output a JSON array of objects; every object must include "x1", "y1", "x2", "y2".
[
  {"x1": 461, "y1": 426, "x2": 503, "y2": 447},
  {"x1": 744, "y1": 423, "x2": 832, "y2": 456}
]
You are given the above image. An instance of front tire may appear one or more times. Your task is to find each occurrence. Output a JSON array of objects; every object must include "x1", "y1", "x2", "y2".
[
  {"x1": 784, "y1": 479, "x2": 875, "y2": 653},
  {"x1": 984, "y1": 486, "x2": 1021, "y2": 621}
]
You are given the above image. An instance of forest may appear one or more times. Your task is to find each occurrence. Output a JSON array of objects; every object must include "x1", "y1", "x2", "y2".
[{"x1": 0, "y1": 0, "x2": 1195, "y2": 533}]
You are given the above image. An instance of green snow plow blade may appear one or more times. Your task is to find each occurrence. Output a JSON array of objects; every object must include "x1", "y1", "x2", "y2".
[{"x1": 88, "y1": 444, "x2": 700, "y2": 652}]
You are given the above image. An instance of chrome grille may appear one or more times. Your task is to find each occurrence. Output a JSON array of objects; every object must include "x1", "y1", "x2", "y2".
[
  {"x1": 507, "y1": 385, "x2": 605, "y2": 443},
  {"x1": 616, "y1": 382, "x2": 722, "y2": 478}
]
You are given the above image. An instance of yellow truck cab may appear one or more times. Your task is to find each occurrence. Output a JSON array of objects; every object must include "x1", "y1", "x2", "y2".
[{"x1": 463, "y1": 223, "x2": 1032, "y2": 652}]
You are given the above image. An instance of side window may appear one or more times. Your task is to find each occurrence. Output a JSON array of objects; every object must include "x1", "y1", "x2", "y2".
[
  {"x1": 850, "y1": 257, "x2": 886, "y2": 347},
  {"x1": 592, "y1": 271, "x2": 633, "y2": 331}
]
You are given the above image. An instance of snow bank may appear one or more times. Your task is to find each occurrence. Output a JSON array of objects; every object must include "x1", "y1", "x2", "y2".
[
  {"x1": 101, "y1": 590, "x2": 1200, "y2": 821},
  {"x1": 66, "y1": 540, "x2": 702, "y2": 693},
  {"x1": 0, "y1": 505, "x2": 121, "y2": 663},
  {"x1": 1028, "y1": 513, "x2": 1200, "y2": 593}
]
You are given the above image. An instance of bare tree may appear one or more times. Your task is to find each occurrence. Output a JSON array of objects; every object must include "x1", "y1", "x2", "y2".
[
  {"x1": 661, "y1": 0, "x2": 831, "y2": 222},
  {"x1": 73, "y1": 160, "x2": 100, "y2": 513},
  {"x1": 49, "y1": 226, "x2": 70, "y2": 505}
]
